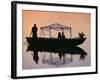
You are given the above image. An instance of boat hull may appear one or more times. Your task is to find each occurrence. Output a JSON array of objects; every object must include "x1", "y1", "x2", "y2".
[{"x1": 26, "y1": 37, "x2": 86, "y2": 48}]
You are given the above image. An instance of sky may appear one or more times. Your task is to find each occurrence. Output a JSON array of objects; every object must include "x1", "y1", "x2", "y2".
[{"x1": 22, "y1": 10, "x2": 90, "y2": 39}]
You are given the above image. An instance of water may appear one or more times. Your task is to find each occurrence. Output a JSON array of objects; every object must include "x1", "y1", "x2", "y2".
[{"x1": 22, "y1": 40, "x2": 90, "y2": 69}]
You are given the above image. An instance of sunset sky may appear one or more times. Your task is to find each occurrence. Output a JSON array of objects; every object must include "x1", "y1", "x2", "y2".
[{"x1": 22, "y1": 10, "x2": 90, "y2": 39}]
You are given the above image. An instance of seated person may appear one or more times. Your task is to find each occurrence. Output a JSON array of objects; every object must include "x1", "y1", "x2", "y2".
[{"x1": 58, "y1": 32, "x2": 62, "y2": 39}]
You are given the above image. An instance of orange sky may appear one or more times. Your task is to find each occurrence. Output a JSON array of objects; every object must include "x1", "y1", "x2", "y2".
[{"x1": 22, "y1": 10, "x2": 90, "y2": 40}]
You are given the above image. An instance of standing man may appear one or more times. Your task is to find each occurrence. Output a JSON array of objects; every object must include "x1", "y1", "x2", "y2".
[{"x1": 31, "y1": 24, "x2": 38, "y2": 38}]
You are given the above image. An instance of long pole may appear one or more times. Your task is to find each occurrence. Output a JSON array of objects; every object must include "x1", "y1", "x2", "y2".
[
  {"x1": 70, "y1": 28, "x2": 72, "y2": 38},
  {"x1": 49, "y1": 28, "x2": 51, "y2": 38}
]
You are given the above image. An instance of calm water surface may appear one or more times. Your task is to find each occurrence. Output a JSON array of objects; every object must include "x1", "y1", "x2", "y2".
[{"x1": 22, "y1": 38, "x2": 90, "y2": 69}]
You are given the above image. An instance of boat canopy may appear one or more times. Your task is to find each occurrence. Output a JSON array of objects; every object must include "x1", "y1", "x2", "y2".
[
  {"x1": 40, "y1": 23, "x2": 71, "y2": 31},
  {"x1": 40, "y1": 23, "x2": 72, "y2": 38}
]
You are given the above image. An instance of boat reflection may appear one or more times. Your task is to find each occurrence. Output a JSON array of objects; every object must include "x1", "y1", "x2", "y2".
[{"x1": 26, "y1": 46, "x2": 87, "y2": 66}]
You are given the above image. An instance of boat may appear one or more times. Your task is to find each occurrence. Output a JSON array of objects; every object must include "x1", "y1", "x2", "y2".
[
  {"x1": 26, "y1": 23, "x2": 86, "y2": 48},
  {"x1": 26, "y1": 37, "x2": 86, "y2": 48}
]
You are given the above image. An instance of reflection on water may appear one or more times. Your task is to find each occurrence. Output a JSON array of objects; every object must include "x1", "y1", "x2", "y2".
[{"x1": 26, "y1": 46, "x2": 87, "y2": 67}]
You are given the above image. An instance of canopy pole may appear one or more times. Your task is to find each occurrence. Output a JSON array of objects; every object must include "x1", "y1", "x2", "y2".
[
  {"x1": 70, "y1": 28, "x2": 72, "y2": 38},
  {"x1": 41, "y1": 28, "x2": 45, "y2": 37},
  {"x1": 62, "y1": 29, "x2": 64, "y2": 33},
  {"x1": 49, "y1": 28, "x2": 51, "y2": 38},
  {"x1": 40, "y1": 29, "x2": 42, "y2": 37}
]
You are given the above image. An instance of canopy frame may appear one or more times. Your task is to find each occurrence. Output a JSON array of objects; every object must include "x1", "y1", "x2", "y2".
[{"x1": 40, "y1": 23, "x2": 72, "y2": 38}]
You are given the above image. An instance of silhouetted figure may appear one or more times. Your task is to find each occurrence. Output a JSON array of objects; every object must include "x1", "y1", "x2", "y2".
[
  {"x1": 31, "y1": 24, "x2": 38, "y2": 38},
  {"x1": 80, "y1": 53, "x2": 87, "y2": 61},
  {"x1": 78, "y1": 32, "x2": 85, "y2": 39},
  {"x1": 58, "y1": 32, "x2": 62, "y2": 39},
  {"x1": 61, "y1": 32, "x2": 65, "y2": 39},
  {"x1": 31, "y1": 50, "x2": 39, "y2": 64},
  {"x1": 58, "y1": 52, "x2": 63, "y2": 59}
]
